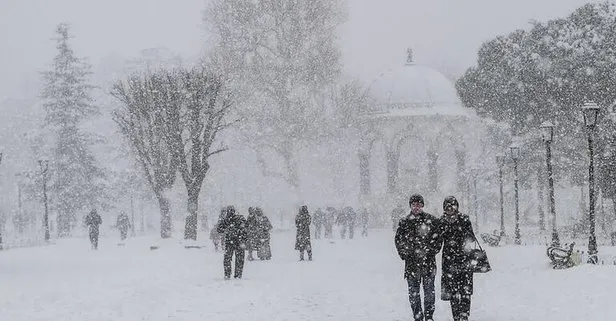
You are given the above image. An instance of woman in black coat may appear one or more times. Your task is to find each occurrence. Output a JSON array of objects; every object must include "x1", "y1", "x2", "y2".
[
  {"x1": 439, "y1": 196, "x2": 475, "y2": 321},
  {"x1": 295, "y1": 205, "x2": 312, "y2": 261}
]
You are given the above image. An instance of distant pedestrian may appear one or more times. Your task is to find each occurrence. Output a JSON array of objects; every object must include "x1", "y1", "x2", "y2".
[
  {"x1": 85, "y1": 208, "x2": 103, "y2": 250},
  {"x1": 116, "y1": 211, "x2": 131, "y2": 242},
  {"x1": 255, "y1": 207, "x2": 273, "y2": 260},
  {"x1": 295, "y1": 205, "x2": 312, "y2": 261}
]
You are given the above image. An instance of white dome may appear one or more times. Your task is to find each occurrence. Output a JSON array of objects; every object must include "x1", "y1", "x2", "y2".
[{"x1": 370, "y1": 63, "x2": 461, "y2": 107}]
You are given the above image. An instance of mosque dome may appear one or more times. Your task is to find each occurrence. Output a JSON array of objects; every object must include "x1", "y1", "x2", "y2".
[{"x1": 368, "y1": 49, "x2": 470, "y2": 117}]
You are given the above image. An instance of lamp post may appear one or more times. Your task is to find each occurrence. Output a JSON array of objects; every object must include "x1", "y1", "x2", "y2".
[
  {"x1": 496, "y1": 154, "x2": 506, "y2": 237},
  {"x1": 510, "y1": 145, "x2": 521, "y2": 245},
  {"x1": 582, "y1": 101, "x2": 601, "y2": 264},
  {"x1": 540, "y1": 121, "x2": 560, "y2": 247},
  {"x1": 38, "y1": 160, "x2": 50, "y2": 242}
]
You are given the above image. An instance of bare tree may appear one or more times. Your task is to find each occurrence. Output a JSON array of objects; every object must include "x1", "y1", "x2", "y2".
[
  {"x1": 112, "y1": 67, "x2": 234, "y2": 240},
  {"x1": 111, "y1": 71, "x2": 177, "y2": 239},
  {"x1": 205, "y1": 0, "x2": 345, "y2": 194},
  {"x1": 164, "y1": 67, "x2": 234, "y2": 240}
]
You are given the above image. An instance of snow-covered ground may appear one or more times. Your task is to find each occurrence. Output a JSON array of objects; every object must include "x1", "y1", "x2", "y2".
[{"x1": 1, "y1": 229, "x2": 615, "y2": 321}]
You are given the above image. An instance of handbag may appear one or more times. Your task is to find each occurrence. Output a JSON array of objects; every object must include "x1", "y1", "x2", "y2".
[{"x1": 466, "y1": 236, "x2": 492, "y2": 273}]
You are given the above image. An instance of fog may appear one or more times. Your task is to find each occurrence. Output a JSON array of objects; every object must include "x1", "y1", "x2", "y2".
[{"x1": 0, "y1": 0, "x2": 598, "y2": 98}]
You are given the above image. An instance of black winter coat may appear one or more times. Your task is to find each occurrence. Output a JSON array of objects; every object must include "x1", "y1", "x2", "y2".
[
  {"x1": 85, "y1": 211, "x2": 102, "y2": 233},
  {"x1": 257, "y1": 215, "x2": 272, "y2": 240},
  {"x1": 439, "y1": 212, "x2": 475, "y2": 299},
  {"x1": 295, "y1": 212, "x2": 311, "y2": 250},
  {"x1": 395, "y1": 211, "x2": 442, "y2": 276},
  {"x1": 217, "y1": 214, "x2": 247, "y2": 250},
  {"x1": 246, "y1": 214, "x2": 259, "y2": 249}
]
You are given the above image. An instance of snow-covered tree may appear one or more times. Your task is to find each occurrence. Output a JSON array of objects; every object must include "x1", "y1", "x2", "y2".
[
  {"x1": 456, "y1": 2, "x2": 616, "y2": 189},
  {"x1": 111, "y1": 70, "x2": 178, "y2": 239},
  {"x1": 204, "y1": 0, "x2": 346, "y2": 195},
  {"x1": 40, "y1": 23, "x2": 107, "y2": 237},
  {"x1": 164, "y1": 67, "x2": 234, "y2": 240},
  {"x1": 112, "y1": 67, "x2": 234, "y2": 240}
]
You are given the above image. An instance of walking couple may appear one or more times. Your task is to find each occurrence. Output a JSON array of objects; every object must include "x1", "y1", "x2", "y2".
[{"x1": 395, "y1": 194, "x2": 478, "y2": 321}]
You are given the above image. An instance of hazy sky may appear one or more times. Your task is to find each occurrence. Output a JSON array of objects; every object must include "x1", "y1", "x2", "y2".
[{"x1": 0, "y1": 0, "x2": 600, "y2": 99}]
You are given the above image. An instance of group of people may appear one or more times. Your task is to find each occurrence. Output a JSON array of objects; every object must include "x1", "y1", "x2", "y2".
[
  {"x1": 84, "y1": 209, "x2": 132, "y2": 250},
  {"x1": 311, "y1": 206, "x2": 369, "y2": 239},
  {"x1": 212, "y1": 204, "x2": 323, "y2": 279},
  {"x1": 212, "y1": 206, "x2": 274, "y2": 279},
  {"x1": 84, "y1": 195, "x2": 478, "y2": 320},
  {"x1": 395, "y1": 194, "x2": 478, "y2": 321}
]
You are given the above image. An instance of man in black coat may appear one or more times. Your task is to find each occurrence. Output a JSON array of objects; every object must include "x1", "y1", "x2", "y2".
[
  {"x1": 439, "y1": 196, "x2": 475, "y2": 321},
  {"x1": 216, "y1": 206, "x2": 247, "y2": 279},
  {"x1": 85, "y1": 208, "x2": 103, "y2": 250},
  {"x1": 395, "y1": 194, "x2": 442, "y2": 321}
]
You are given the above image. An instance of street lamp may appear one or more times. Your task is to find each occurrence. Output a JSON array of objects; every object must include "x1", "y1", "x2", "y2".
[
  {"x1": 470, "y1": 167, "x2": 479, "y2": 231},
  {"x1": 540, "y1": 121, "x2": 560, "y2": 247},
  {"x1": 509, "y1": 145, "x2": 521, "y2": 245},
  {"x1": 582, "y1": 101, "x2": 601, "y2": 264},
  {"x1": 38, "y1": 160, "x2": 50, "y2": 242},
  {"x1": 496, "y1": 154, "x2": 506, "y2": 237}
]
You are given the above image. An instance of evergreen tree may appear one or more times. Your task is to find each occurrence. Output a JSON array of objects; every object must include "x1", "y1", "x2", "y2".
[{"x1": 40, "y1": 23, "x2": 107, "y2": 237}]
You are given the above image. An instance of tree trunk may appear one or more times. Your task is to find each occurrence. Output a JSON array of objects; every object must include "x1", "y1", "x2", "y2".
[
  {"x1": 158, "y1": 195, "x2": 172, "y2": 239},
  {"x1": 580, "y1": 185, "x2": 587, "y2": 225},
  {"x1": 184, "y1": 187, "x2": 199, "y2": 240}
]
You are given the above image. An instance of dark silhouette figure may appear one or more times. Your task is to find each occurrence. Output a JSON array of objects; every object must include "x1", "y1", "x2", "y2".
[
  {"x1": 85, "y1": 209, "x2": 102, "y2": 250},
  {"x1": 255, "y1": 207, "x2": 273, "y2": 260},
  {"x1": 440, "y1": 196, "x2": 476, "y2": 321},
  {"x1": 313, "y1": 208, "x2": 325, "y2": 239},
  {"x1": 395, "y1": 194, "x2": 442, "y2": 321},
  {"x1": 246, "y1": 207, "x2": 259, "y2": 261},
  {"x1": 116, "y1": 211, "x2": 131, "y2": 241},
  {"x1": 217, "y1": 206, "x2": 247, "y2": 279},
  {"x1": 360, "y1": 208, "x2": 369, "y2": 237},
  {"x1": 295, "y1": 205, "x2": 312, "y2": 261}
]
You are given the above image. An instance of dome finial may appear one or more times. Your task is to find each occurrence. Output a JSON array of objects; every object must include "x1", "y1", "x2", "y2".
[{"x1": 406, "y1": 48, "x2": 414, "y2": 65}]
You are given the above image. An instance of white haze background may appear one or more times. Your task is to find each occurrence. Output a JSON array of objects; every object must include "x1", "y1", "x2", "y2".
[
  {"x1": 1, "y1": 1, "x2": 615, "y2": 320},
  {"x1": 0, "y1": 0, "x2": 602, "y2": 217}
]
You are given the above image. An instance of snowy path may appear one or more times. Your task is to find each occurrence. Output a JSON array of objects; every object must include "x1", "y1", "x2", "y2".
[{"x1": 1, "y1": 229, "x2": 615, "y2": 321}]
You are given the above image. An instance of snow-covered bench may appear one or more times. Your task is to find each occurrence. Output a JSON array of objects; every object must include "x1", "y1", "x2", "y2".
[
  {"x1": 546, "y1": 243, "x2": 575, "y2": 269},
  {"x1": 480, "y1": 232, "x2": 501, "y2": 247}
]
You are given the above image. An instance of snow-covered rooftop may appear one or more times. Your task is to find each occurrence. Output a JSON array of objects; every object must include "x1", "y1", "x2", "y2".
[{"x1": 366, "y1": 49, "x2": 473, "y2": 119}]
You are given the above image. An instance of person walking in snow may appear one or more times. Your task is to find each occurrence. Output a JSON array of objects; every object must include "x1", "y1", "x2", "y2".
[
  {"x1": 360, "y1": 208, "x2": 369, "y2": 237},
  {"x1": 345, "y1": 206, "x2": 357, "y2": 239},
  {"x1": 255, "y1": 207, "x2": 273, "y2": 260},
  {"x1": 246, "y1": 207, "x2": 259, "y2": 261},
  {"x1": 216, "y1": 205, "x2": 247, "y2": 279},
  {"x1": 85, "y1": 208, "x2": 103, "y2": 250},
  {"x1": 324, "y1": 207, "x2": 336, "y2": 239},
  {"x1": 439, "y1": 196, "x2": 476, "y2": 321},
  {"x1": 395, "y1": 194, "x2": 442, "y2": 321},
  {"x1": 313, "y1": 207, "x2": 325, "y2": 239},
  {"x1": 295, "y1": 205, "x2": 312, "y2": 261},
  {"x1": 116, "y1": 211, "x2": 131, "y2": 242},
  {"x1": 336, "y1": 207, "x2": 348, "y2": 239}
]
